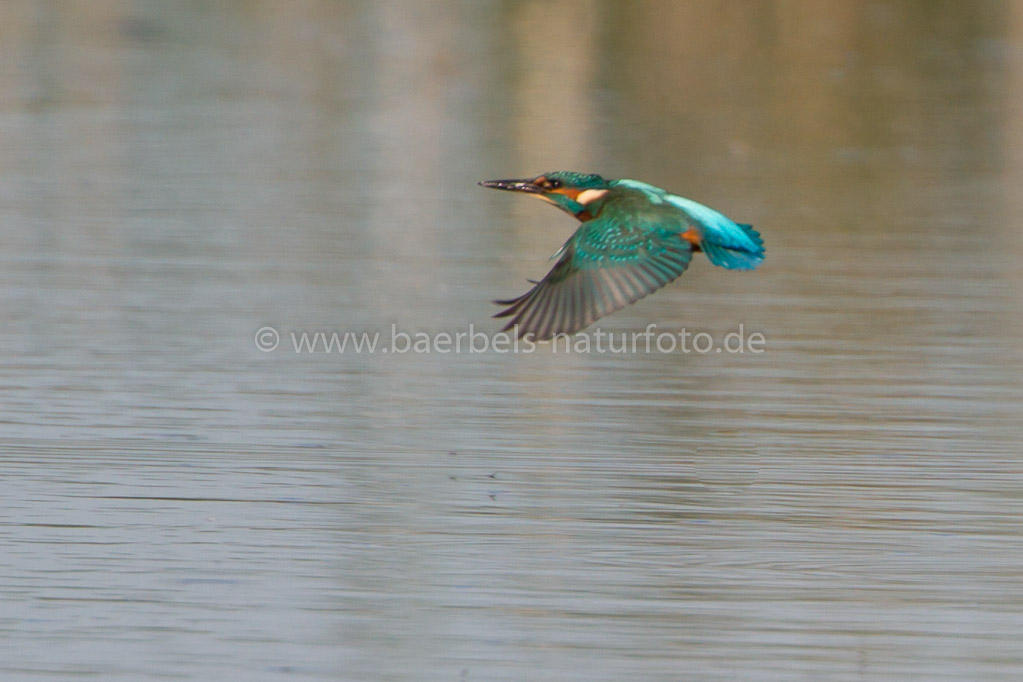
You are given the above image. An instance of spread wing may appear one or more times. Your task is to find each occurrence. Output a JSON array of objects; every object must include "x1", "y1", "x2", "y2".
[{"x1": 493, "y1": 216, "x2": 693, "y2": 340}]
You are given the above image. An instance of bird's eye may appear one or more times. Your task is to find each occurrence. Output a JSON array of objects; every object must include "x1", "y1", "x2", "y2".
[{"x1": 547, "y1": 179, "x2": 562, "y2": 189}]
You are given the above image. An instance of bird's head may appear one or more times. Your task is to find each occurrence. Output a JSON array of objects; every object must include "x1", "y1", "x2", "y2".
[{"x1": 479, "y1": 171, "x2": 611, "y2": 218}]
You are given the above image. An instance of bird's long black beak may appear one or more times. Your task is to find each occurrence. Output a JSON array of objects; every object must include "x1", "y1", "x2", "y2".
[{"x1": 478, "y1": 178, "x2": 544, "y2": 194}]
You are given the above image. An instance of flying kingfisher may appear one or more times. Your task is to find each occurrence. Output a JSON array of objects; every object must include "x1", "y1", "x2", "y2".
[{"x1": 480, "y1": 171, "x2": 764, "y2": 340}]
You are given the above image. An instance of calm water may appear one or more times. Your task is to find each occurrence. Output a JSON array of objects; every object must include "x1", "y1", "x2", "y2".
[{"x1": 2, "y1": 2, "x2": 1023, "y2": 681}]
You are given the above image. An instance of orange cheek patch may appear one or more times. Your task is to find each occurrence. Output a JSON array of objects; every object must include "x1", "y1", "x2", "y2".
[{"x1": 549, "y1": 188, "x2": 583, "y2": 201}]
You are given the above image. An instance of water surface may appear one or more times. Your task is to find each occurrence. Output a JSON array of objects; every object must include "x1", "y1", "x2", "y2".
[{"x1": 2, "y1": 2, "x2": 1022, "y2": 681}]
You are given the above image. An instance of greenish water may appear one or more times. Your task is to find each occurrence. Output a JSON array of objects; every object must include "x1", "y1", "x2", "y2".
[{"x1": 2, "y1": 2, "x2": 1022, "y2": 681}]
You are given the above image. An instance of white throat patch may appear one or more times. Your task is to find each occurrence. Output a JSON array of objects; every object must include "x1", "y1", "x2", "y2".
[{"x1": 576, "y1": 189, "x2": 609, "y2": 205}]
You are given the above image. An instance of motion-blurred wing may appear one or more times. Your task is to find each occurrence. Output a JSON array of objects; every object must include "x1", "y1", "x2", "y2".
[{"x1": 494, "y1": 217, "x2": 693, "y2": 340}]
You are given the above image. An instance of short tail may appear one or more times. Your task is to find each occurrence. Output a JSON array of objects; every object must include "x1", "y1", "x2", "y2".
[{"x1": 701, "y1": 223, "x2": 765, "y2": 271}]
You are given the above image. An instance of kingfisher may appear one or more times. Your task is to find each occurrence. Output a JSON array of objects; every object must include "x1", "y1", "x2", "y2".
[{"x1": 479, "y1": 171, "x2": 764, "y2": 340}]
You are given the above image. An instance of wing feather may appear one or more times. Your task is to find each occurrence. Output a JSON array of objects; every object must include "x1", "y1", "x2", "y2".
[{"x1": 494, "y1": 213, "x2": 694, "y2": 340}]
